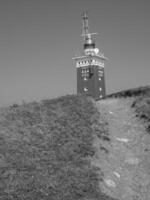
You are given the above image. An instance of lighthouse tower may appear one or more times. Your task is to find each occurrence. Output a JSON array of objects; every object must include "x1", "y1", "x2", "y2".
[{"x1": 73, "y1": 12, "x2": 107, "y2": 100}]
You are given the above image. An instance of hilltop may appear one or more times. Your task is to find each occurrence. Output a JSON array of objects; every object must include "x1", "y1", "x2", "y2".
[{"x1": 0, "y1": 86, "x2": 150, "y2": 200}]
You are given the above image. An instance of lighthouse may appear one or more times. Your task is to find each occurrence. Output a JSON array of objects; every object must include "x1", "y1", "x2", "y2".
[{"x1": 73, "y1": 12, "x2": 107, "y2": 100}]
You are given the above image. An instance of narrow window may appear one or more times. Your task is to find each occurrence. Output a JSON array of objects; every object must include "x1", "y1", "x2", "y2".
[{"x1": 84, "y1": 87, "x2": 88, "y2": 92}]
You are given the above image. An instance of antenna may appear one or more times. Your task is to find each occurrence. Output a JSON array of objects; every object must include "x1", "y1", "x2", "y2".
[
  {"x1": 82, "y1": 11, "x2": 97, "y2": 40},
  {"x1": 81, "y1": 11, "x2": 97, "y2": 52},
  {"x1": 82, "y1": 11, "x2": 89, "y2": 39}
]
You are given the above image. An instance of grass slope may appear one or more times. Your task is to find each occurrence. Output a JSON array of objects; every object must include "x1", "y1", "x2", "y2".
[
  {"x1": 106, "y1": 86, "x2": 150, "y2": 98},
  {"x1": 0, "y1": 95, "x2": 117, "y2": 200},
  {"x1": 94, "y1": 86, "x2": 150, "y2": 200},
  {"x1": 1, "y1": 86, "x2": 150, "y2": 200},
  {"x1": 107, "y1": 85, "x2": 150, "y2": 135}
]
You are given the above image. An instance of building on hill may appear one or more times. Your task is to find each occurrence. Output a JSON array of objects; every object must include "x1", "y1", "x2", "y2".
[{"x1": 73, "y1": 12, "x2": 107, "y2": 100}]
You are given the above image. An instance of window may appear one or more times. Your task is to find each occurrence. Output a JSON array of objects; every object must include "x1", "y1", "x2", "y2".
[
  {"x1": 98, "y1": 70, "x2": 103, "y2": 74},
  {"x1": 84, "y1": 77, "x2": 87, "y2": 81},
  {"x1": 99, "y1": 77, "x2": 101, "y2": 81},
  {"x1": 100, "y1": 95, "x2": 103, "y2": 98},
  {"x1": 84, "y1": 87, "x2": 88, "y2": 92},
  {"x1": 99, "y1": 87, "x2": 102, "y2": 91}
]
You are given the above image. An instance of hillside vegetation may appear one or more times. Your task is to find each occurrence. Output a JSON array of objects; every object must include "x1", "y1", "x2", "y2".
[
  {"x1": 94, "y1": 86, "x2": 150, "y2": 200},
  {"x1": 107, "y1": 86, "x2": 150, "y2": 134},
  {"x1": 107, "y1": 86, "x2": 150, "y2": 136},
  {"x1": 0, "y1": 86, "x2": 150, "y2": 200},
  {"x1": 107, "y1": 86, "x2": 150, "y2": 98},
  {"x1": 0, "y1": 95, "x2": 116, "y2": 200}
]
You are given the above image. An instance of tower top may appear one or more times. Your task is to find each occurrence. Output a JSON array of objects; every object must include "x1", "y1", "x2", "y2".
[
  {"x1": 73, "y1": 12, "x2": 107, "y2": 60},
  {"x1": 82, "y1": 12, "x2": 97, "y2": 39},
  {"x1": 81, "y1": 12, "x2": 99, "y2": 56}
]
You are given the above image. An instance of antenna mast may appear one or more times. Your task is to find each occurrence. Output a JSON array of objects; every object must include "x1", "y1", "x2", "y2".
[
  {"x1": 82, "y1": 11, "x2": 98, "y2": 55},
  {"x1": 82, "y1": 11, "x2": 90, "y2": 40}
]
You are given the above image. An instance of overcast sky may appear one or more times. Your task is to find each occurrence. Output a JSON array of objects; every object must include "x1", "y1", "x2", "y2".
[{"x1": 1, "y1": 0, "x2": 150, "y2": 106}]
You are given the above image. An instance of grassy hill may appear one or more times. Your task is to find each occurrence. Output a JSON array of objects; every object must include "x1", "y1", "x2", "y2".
[
  {"x1": 94, "y1": 86, "x2": 150, "y2": 200},
  {"x1": 107, "y1": 85, "x2": 150, "y2": 136},
  {"x1": 0, "y1": 86, "x2": 150, "y2": 200},
  {"x1": 0, "y1": 94, "x2": 116, "y2": 200}
]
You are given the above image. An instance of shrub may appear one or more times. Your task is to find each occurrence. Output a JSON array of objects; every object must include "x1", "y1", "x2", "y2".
[
  {"x1": 107, "y1": 86, "x2": 150, "y2": 98},
  {"x1": 131, "y1": 88, "x2": 150, "y2": 134}
]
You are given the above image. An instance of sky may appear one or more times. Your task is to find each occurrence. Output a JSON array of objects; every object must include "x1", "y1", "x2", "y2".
[{"x1": 1, "y1": 0, "x2": 150, "y2": 106}]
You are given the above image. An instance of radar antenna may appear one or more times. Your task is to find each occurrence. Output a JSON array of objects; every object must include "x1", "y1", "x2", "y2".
[
  {"x1": 82, "y1": 11, "x2": 98, "y2": 54},
  {"x1": 82, "y1": 12, "x2": 97, "y2": 38},
  {"x1": 82, "y1": 11, "x2": 89, "y2": 39}
]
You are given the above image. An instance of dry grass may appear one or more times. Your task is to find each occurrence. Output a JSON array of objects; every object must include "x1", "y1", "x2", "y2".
[
  {"x1": 0, "y1": 86, "x2": 150, "y2": 200},
  {"x1": 0, "y1": 94, "x2": 117, "y2": 200}
]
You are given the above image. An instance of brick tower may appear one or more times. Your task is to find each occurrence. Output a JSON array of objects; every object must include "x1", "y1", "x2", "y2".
[{"x1": 73, "y1": 12, "x2": 107, "y2": 100}]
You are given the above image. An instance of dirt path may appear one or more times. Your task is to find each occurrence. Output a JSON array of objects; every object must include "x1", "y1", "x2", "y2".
[{"x1": 91, "y1": 98, "x2": 150, "y2": 200}]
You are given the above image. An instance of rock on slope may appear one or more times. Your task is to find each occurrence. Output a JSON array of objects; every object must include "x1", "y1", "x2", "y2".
[{"x1": 91, "y1": 96, "x2": 150, "y2": 200}]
